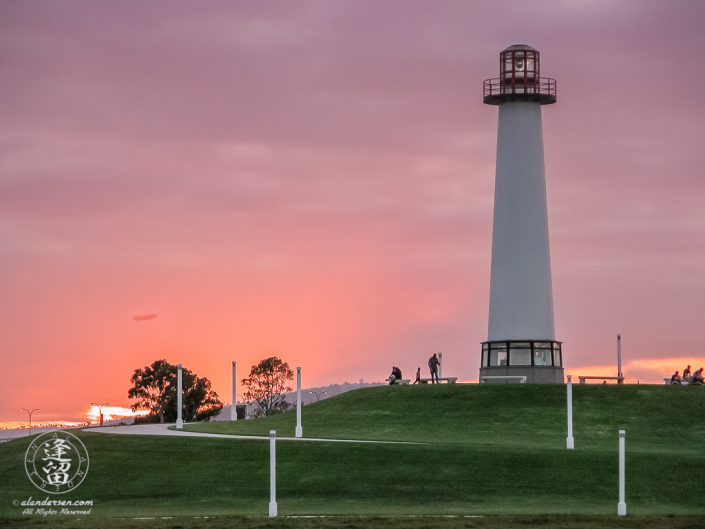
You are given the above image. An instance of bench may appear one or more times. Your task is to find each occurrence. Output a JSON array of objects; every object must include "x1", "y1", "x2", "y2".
[
  {"x1": 417, "y1": 377, "x2": 457, "y2": 384},
  {"x1": 665, "y1": 377, "x2": 700, "y2": 385},
  {"x1": 579, "y1": 376, "x2": 624, "y2": 384},
  {"x1": 386, "y1": 378, "x2": 410, "y2": 385},
  {"x1": 480, "y1": 375, "x2": 527, "y2": 384}
]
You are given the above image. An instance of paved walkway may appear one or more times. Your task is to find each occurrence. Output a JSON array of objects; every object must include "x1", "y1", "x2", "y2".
[
  {"x1": 83, "y1": 423, "x2": 416, "y2": 444},
  {"x1": 0, "y1": 426, "x2": 61, "y2": 441}
]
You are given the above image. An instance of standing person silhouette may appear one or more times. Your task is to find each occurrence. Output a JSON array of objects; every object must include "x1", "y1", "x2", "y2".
[{"x1": 428, "y1": 353, "x2": 440, "y2": 384}]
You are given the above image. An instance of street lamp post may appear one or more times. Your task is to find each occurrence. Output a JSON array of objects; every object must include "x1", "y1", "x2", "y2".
[
  {"x1": 617, "y1": 334, "x2": 623, "y2": 384},
  {"x1": 20, "y1": 408, "x2": 40, "y2": 436},
  {"x1": 176, "y1": 364, "x2": 183, "y2": 429},
  {"x1": 232, "y1": 394, "x2": 243, "y2": 421},
  {"x1": 91, "y1": 402, "x2": 109, "y2": 426},
  {"x1": 231, "y1": 361, "x2": 237, "y2": 421},
  {"x1": 296, "y1": 367, "x2": 302, "y2": 438},
  {"x1": 269, "y1": 430, "x2": 277, "y2": 517},
  {"x1": 309, "y1": 391, "x2": 327, "y2": 402}
]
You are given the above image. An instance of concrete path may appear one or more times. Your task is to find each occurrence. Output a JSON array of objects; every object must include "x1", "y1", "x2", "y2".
[
  {"x1": 83, "y1": 423, "x2": 416, "y2": 444},
  {"x1": 0, "y1": 426, "x2": 61, "y2": 441},
  {"x1": 84, "y1": 423, "x2": 274, "y2": 439}
]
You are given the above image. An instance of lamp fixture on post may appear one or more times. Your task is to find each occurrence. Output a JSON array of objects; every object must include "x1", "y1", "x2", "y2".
[
  {"x1": 91, "y1": 402, "x2": 109, "y2": 426},
  {"x1": 20, "y1": 408, "x2": 40, "y2": 436},
  {"x1": 309, "y1": 390, "x2": 327, "y2": 402}
]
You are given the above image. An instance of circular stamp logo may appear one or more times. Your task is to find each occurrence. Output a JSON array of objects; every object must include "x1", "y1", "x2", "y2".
[{"x1": 24, "y1": 431, "x2": 89, "y2": 494}]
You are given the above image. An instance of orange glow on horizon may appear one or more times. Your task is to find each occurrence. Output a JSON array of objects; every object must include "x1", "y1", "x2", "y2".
[
  {"x1": 566, "y1": 356, "x2": 705, "y2": 384},
  {"x1": 0, "y1": 420, "x2": 88, "y2": 430},
  {"x1": 86, "y1": 405, "x2": 150, "y2": 423}
]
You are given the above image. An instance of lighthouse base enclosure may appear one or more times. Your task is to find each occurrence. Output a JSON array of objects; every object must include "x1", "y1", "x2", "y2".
[{"x1": 480, "y1": 340, "x2": 564, "y2": 383}]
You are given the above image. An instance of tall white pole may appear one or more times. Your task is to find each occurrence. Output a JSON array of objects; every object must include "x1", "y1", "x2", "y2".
[
  {"x1": 617, "y1": 334, "x2": 621, "y2": 376},
  {"x1": 231, "y1": 361, "x2": 237, "y2": 421},
  {"x1": 566, "y1": 375, "x2": 574, "y2": 449},
  {"x1": 176, "y1": 364, "x2": 183, "y2": 429},
  {"x1": 295, "y1": 367, "x2": 302, "y2": 438},
  {"x1": 269, "y1": 430, "x2": 277, "y2": 517},
  {"x1": 618, "y1": 430, "x2": 626, "y2": 515},
  {"x1": 438, "y1": 352, "x2": 443, "y2": 379}
]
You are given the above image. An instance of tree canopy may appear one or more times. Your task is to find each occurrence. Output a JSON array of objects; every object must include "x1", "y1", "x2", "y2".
[
  {"x1": 128, "y1": 359, "x2": 223, "y2": 423},
  {"x1": 241, "y1": 356, "x2": 294, "y2": 418}
]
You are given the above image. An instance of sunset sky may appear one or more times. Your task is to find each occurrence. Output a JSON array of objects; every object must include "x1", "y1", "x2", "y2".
[{"x1": 2, "y1": 1, "x2": 704, "y2": 426}]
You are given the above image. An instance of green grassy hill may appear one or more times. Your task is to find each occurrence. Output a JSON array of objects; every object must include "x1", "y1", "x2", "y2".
[
  {"x1": 1, "y1": 384, "x2": 704, "y2": 520},
  {"x1": 187, "y1": 383, "x2": 705, "y2": 449}
]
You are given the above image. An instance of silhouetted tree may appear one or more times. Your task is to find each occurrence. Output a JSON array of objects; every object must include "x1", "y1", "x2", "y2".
[
  {"x1": 241, "y1": 357, "x2": 294, "y2": 418},
  {"x1": 128, "y1": 359, "x2": 223, "y2": 423}
]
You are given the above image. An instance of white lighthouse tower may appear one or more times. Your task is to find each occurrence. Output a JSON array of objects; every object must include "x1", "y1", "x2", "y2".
[{"x1": 479, "y1": 44, "x2": 564, "y2": 383}]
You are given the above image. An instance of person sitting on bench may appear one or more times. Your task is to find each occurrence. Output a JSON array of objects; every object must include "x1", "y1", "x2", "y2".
[
  {"x1": 671, "y1": 371, "x2": 683, "y2": 385},
  {"x1": 388, "y1": 366, "x2": 402, "y2": 385},
  {"x1": 683, "y1": 365, "x2": 693, "y2": 383},
  {"x1": 692, "y1": 368, "x2": 704, "y2": 385}
]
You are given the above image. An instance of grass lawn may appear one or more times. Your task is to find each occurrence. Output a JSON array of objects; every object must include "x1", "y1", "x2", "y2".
[{"x1": 1, "y1": 384, "x2": 704, "y2": 525}]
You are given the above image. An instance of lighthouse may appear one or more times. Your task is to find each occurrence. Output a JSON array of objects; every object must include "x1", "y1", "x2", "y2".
[{"x1": 479, "y1": 45, "x2": 564, "y2": 383}]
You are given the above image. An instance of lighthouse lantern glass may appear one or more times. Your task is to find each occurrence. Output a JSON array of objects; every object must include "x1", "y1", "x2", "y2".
[{"x1": 500, "y1": 46, "x2": 540, "y2": 94}]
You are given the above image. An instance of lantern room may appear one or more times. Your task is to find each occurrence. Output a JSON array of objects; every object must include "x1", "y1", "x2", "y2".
[
  {"x1": 484, "y1": 44, "x2": 556, "y2": 105},
  {"x1": 501, "y1": 45, "x2": 539, "y2": 89}
]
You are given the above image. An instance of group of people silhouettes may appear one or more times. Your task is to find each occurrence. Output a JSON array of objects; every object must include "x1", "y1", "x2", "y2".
[
  {"x1": 388, "y1": 353, "x2": 442, "y2": 385},
  {"x1": 670, "y1": 365, "x2": 704, "y2": 385}
]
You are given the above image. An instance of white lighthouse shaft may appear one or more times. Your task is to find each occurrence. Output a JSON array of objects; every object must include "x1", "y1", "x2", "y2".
[{"x1": 488, "y1": 101, "x2": 555, "y2": 342}]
